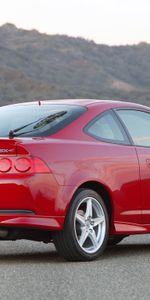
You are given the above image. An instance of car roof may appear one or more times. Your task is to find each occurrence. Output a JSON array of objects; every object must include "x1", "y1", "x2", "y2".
[{"x1": 4, "y1": 99, "x2": 149, "y2": 110}]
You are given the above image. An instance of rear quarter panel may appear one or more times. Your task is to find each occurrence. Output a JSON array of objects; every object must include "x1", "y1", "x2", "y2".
[{"x1": 23, "y1": 138, "x2": 141, "y2": 226}]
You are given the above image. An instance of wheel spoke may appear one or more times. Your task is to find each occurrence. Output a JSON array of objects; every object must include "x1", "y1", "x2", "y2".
[
  {"x1": 76, "y1": 213, "x2": 85, "y2": 226},
  {"x1": 92, "y1": 216, "x2": 104, "y2": 227},
  {"x1": 89, "y1": 229, "x2": 98, "y2": 248},
  {"x1": 85, "y1": 199, "x2": 93, "y2": 219},
  {"x1": 79, "y1": 228, "x2": 89, "y2": 247}
]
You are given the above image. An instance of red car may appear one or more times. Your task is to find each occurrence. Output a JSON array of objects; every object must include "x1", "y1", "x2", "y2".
[{"x1": 0, "y1": 99, "x2": 149, "y2": 261}]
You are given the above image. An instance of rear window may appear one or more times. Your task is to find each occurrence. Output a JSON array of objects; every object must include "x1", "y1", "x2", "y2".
[{"x1": 0, "y1": 103, "x2": 86, "y2": 138}]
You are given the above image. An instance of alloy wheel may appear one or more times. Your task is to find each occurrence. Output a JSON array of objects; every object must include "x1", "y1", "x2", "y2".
[{"x1": 74, "y1": 196, "x2": 106, "y2": 254}]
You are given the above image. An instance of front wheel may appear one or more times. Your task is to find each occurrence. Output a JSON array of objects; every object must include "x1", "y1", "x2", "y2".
[{"x1": 53, "y1": 189, "x2": 109, "y2": 261}]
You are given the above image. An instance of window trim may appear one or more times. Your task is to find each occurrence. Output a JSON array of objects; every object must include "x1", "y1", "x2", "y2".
[
  {"x1": 84, "y1": 109, "x2": 131, "y2": 145},
  {"x1": 115, "y1": 108, "x2": 150, "y2": 148}
]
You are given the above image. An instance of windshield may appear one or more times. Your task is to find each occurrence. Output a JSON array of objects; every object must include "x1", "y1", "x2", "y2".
[{"x1": 0, "y1": 103, "x2": 86, "y2": 138}]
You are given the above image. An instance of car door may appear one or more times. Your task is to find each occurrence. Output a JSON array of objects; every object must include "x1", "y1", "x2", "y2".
[
  {"x1": 85, "y1": 109, "x2": 141, "y2": 226},
  {"x1": 116, "y1": 108, "x2": 150, "y2": 224}
]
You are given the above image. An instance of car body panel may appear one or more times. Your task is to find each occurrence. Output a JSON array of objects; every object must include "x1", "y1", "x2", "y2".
[
  {"x1": 135, "y1": 146, "x2": 150, "y2": 224},
  {"x1": 0, "y1": 99, "x2": 149, "y2": 236}
]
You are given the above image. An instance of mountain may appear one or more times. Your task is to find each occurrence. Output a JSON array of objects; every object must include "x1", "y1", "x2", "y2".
[{"x1": 0, "y1": 23, "x2": 150, "y2": 105}]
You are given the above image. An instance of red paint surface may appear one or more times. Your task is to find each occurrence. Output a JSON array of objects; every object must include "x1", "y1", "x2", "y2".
[{"x1": 0, "y1": 99, "x2": 149, "y2": 235}]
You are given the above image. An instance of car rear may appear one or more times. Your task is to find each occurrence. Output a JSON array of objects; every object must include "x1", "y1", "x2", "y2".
[{"x1": 0, "y1": 101, "x2": 86, "y2": 235}]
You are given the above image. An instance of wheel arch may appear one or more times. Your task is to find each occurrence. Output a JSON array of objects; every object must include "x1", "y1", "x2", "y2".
[{"x1": 68, "y1": 180, "x2": 113, "y2": 223}]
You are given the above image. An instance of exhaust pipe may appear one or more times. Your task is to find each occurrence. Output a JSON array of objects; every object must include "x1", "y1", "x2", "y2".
[{"x1": 0, "y1": 229, "x2": 8, "y2": 238}]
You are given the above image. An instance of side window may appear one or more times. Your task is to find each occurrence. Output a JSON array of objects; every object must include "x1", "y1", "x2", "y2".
[
  {"x1": 85, "y1": 110, "x2": 129, "y2": 144},
  {"x1": 117, "y1": 109, "x2": 150, "y2": 147}
]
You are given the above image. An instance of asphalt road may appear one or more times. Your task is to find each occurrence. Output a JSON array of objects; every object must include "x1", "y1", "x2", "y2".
[{"x1": 0, "y1": 235, "x2": 150, "y2": 300}]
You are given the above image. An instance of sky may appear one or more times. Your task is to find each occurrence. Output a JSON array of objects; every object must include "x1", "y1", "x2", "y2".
[{"x1": 0, "y1": 0, "x2": 150, "y2": 45}]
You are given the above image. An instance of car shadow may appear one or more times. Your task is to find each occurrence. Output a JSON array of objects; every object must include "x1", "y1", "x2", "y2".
[
  {"x1": 0, "y1": 243, "x2": 149, "y2": 264},
  {"x1": 102, "y1": 243, "x2": 150, "y2": 259},
  {"x1": 0, "y1": 249, "x2": 64, "y2": 264}
]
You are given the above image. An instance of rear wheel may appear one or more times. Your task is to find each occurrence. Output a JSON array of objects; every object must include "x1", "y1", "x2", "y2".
[{"x1": 53, "y1": 189, "x2": 109, "y2": 261}]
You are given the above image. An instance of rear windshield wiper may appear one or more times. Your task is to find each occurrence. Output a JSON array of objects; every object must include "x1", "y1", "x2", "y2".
[{"x1": 9, "y1": 111, "x2": 67, "y2": 138}]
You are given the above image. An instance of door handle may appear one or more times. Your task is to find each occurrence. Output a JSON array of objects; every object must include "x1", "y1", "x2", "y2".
[{"x1": 146, "y1": 159, "x2": 150, "y2": 168}]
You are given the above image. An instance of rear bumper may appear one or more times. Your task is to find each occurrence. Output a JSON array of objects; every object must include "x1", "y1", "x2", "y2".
[
  {"x1": 0, "y1": 213, "x2": 65, "y2": 230},
  {"x1": 0, "y1": 173, "x2": 75, "y2": 230}
]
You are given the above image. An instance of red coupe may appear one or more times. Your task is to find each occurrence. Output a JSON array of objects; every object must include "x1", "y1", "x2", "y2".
[{"x1": 0, "y1": 99, "x2": 149, "y2": 261}]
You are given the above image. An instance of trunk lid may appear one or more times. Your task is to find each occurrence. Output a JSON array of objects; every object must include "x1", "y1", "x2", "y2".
[{"x1": 0, "y1": 139, "x2": 18, "y2": 155}]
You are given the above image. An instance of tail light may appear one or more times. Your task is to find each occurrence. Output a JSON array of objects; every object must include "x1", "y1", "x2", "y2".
[
  {"x1": 0, "y1": 158, "x2": 12, "y2": 173},
  {"x1": 0, "y1": 156, "x2": 50, "y2": 174},
  {"x1": 15, "y1": 157, "x2": 31, "y2": 173}
]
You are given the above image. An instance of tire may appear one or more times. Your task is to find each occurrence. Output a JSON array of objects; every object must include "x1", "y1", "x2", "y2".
[
  {"x1": 107, "y1": 236, "x2": 125, "y2": 246},
  {"x1": 52, "y1": 188, "x2": 109, "y2": 261}
]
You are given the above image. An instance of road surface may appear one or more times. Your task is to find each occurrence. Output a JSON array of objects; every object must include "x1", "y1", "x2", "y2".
[{"x1": 0, "y1": 234, "x2": 150, "y2": 300}]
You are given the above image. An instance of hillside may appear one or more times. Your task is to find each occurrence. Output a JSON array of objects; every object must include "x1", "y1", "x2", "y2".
[{"x1": 0, "y1": 23, "x2": 150, "y2": 105}]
